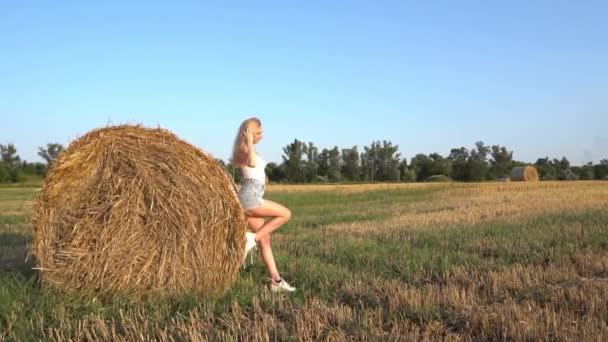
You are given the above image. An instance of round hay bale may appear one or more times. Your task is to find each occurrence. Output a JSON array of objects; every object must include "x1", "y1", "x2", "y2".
[
  {"x1": 32, "y1": 125, "x2": 247, "y2": 298},
  {"x1": 425, "y1": 175, "x2": 453, "y2": 183},
  {"x1": 509, "y1": 165, "x2": 539, "y2": 182}
]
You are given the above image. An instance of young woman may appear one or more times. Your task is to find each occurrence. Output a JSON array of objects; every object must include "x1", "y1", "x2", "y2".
[{"x1": 232, "y1": 117, "x2": 295, "y2": 293}]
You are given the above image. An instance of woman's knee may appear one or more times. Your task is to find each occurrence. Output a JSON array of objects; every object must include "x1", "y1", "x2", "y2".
[
  {"x1": 247, "y1": 217, "x2": 264, "y2": 231},
  {"x1": 283, "y1": 208, "x2": 292, "y2": 222},
  {"x1": 258, "y1": 234, "x2": 271, "y2": 246}
]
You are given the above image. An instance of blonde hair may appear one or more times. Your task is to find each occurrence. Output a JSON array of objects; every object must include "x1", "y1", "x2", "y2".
[{"x1": 232, "y1": 117, "x2": 261, "y2": 167}]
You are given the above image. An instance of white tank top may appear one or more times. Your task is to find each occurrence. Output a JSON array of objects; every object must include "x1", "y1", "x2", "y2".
[{"x1": 241, "y1": 154, "x2": 267, "y2": 182}]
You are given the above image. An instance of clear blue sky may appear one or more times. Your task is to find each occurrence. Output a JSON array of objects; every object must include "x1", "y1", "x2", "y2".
[{"x1": 1, "y1": 1, "x2": 607, "y2": 165}]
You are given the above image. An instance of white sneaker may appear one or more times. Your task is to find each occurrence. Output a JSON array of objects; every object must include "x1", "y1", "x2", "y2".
[
  {"x1": 271, "y1": 278, "x2": 296, "y2": 293},
  {"x1": 243, "y1": 231, "x2": 257, "y2": 264}
]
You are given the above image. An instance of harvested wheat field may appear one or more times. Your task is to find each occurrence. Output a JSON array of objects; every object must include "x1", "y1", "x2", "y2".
[{"x1": 1, "y1": 181, "x2": 608, "y2": 340}]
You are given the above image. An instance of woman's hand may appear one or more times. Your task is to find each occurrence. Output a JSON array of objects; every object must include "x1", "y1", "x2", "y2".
[{"x1": 244, "y1": 128, "x2": 254, "y2": 145}]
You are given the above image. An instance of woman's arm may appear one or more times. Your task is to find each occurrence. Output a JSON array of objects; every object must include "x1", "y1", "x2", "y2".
[{"x1": 245, "y1": 128, "x2": 256, "y2": 167}]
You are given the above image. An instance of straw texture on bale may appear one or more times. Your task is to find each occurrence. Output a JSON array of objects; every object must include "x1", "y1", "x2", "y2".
[
  {"x1": 33, "y1": 125, "x2": 247, "y2": 298},
  {"x1": 510, "y1": 165, "x2": 539, "y2": 182}
]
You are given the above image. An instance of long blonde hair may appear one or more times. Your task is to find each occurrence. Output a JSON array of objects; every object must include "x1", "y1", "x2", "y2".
[{"x1": 232, "y1": 117, "x2": 261, "y2": 167}]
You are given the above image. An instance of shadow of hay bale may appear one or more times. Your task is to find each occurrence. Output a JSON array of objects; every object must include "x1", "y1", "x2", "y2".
[
  {"x1": 32, "y1": 125, "x2": 247, "y2": 299},
  {"x1": 0, "y1": 232, "x2": 37, "y2": 277}
]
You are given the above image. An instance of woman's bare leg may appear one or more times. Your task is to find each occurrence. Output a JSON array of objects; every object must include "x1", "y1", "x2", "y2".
[
  {"x1": 247, "y1": 216, "x2": 280, "y2": 282},
  {"x1": 246, "y1": 199, "x2": 291, "y2": 241}
]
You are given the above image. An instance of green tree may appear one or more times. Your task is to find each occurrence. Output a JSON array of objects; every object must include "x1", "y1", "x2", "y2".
[
  {"x1": 360, "y1": 150, "x2": 372, "y2": 181},
  {"x1": 512, "y1": 160, "x2": 527, "y2": 168},
  {"x1": 361, "y1": 141, "x2": 401, "y2": 182},
  {"x1": 224, "y1": 161, "x2": 243, "y2": 184},
  {"x1": 412, "y1": 153, "x2": 452, "y2": 182},
  {"x1": 304, "y1": 142, "x2": 319, "y2": 182},
  {"x1": 489, "y1": 145, "x2": 513, "y2": 179},
  {"x1": 38, "y1": 143, "x2": 65, "y2": 167},
  {"x1": 535, "y1": 157, "x2": 557, "y2": 180},
  {"x1": 0, "y1": 143, "x2": 21, "y2": 168},
  {"x1": 573, "y1": 163, "x2": 594, "y2": 180},
  {"x1": 428, "y1": 153, "x2": 452, "y2": 178},
  {"x1": 282, "y1": 139, "x2": 306, "y2": 183},
  {"x1": 558, "y1": 168, "x2": 578, "y2": 181},
  {"x1": 449, "y1": 147, "x2": 469, "y2": 181},
  {"x1": 0, "y1": 163, "x2": 9, "y2": 183},
  {"x1": 540, "y1": 157, "x2": 572, "y2": 181},
  {"x1": 467, "y1": 141, "x2": 490, "y2": 181},
  {"x1": 21, "y1": 162, "x2": 47, "y2": 176},
  {"x1": 317, "y1": 149, "x2": 329, "y2": 179},
  {"x1": 379, "y1": 141, "x2": 401, "y2": 181},
  {"x1": 215, "y1": 158, "x2": 226, "y2": 168},
  {"x1": 402, "y1": 168, "x2": 416, "y2": 182},
  {"x1": 410, "y1": 154, "x2": 432, "y2": 181},
  {"x1": 398, "y1": 158, "x2": 408, "y2": 181},
  {"x1": 266, "y1": 162, "x2": 286, "y2": 183},
  {"x1": 327, "y1": 146, "x2": 342, "y2": 182},
  {"x1": 594, "y1": 159, "x2": 608, "y2": 180},
  {"x1": 341, "y1": 146, "x2": 361, "y2": 181},
  {"x1": 553, "y1": 157, "x2": 570, "y2": 171},
  {"x1": 399, "y1": 158, "x2": 416, "y2": 182},
  {"x1": 9, "y1": 168, "x2": 26, "y2": 183}
]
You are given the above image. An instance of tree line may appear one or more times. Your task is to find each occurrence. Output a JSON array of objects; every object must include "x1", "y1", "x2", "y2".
[
  {"x1": 0, "y1": 143, "x2": 64, "y2": 183},
  {"x1": 220, "y1": 139, "x2": 608, "y2": 184},
  {"x1": 1, "y1": 140, "x2": 607, "y2": 184}
]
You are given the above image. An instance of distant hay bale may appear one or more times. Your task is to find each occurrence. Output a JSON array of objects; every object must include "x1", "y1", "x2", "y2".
[
  {"x1": 496, "y1": 177, "x2": 511, "y2": 183},
  {"x1": 510, "y1": 165, "x2": 539, "y2": 182},
  {"x1": 32, "y1": 125, "x2": 247, "y2": 298},
  {"x1": 425, "y1": 175, "x2": 453, "y2": 183}
]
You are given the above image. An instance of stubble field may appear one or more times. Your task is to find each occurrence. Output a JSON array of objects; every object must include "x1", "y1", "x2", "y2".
[{"x1": 1, "y1": 181, "x2": 607, "y2": 340}]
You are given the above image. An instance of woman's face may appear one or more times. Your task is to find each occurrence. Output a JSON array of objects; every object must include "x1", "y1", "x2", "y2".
[{"x1": 252, "y1": 125, "x2": 264, "y2": 144}]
